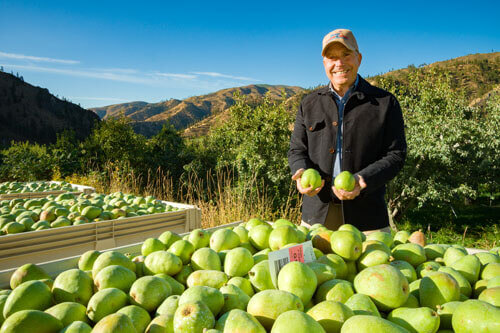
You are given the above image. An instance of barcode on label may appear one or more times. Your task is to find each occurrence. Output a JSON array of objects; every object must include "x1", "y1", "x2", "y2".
[{"x1": 274, "y1": 257, "x2": 290, "y2": 275}]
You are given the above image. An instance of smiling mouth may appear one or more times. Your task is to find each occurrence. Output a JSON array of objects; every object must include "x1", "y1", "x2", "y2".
[{"x1": 333, "y1": 69, "x2": 349, "y2": 74}]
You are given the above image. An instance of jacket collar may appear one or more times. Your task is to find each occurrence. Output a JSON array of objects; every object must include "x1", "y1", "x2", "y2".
[{"x1": 318, "y1": 75, "x2": 370, "y2": 100}]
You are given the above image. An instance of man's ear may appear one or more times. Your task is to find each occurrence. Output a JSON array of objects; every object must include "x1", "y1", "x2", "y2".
[{"x1": 357, "y1": 52, "x2": 362, "y2": 65}]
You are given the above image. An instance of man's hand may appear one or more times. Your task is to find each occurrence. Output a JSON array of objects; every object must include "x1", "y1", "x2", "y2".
[
  {"x1": 292, "y1": 168, "x2": 325, "y2": 197},
  {"x1": 332, "y1": 174, "x2": 367, "y2": 200}
]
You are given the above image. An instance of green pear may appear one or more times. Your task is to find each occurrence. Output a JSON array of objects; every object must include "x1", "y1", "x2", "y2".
[
  {"x1": 45, "y1": 302, "x2": 88, "y2": 327},
  {"x1": 220, "y1": 309, "x2": 265, "y2": 333},
  {"x1": 224, "y1": 247, "x2": 254, "y2": 277},
  {"x1": 91, "y1": 251, "x2": 135, "y2": 277},
  {"x1": 424, "y1": 244, "x2": 446, "y2": 260},
  {"x1": 141, "y1": 238, "x2": 166, "y2": 256},
  {"x1": 188, "y1": 228, "x2": 210, "y2": 249},
  {"x1": 144, "y1": 314, "x2": 174, "y2": 333},
  {"x1": 173, "y1": 301, "x2": 215, "y2": 333},
  {"x1": 60, "y1": 320, "x2": 92, "y2": 333},
  {"x1": 341, "y1": 315, "x2": 410, "y2": 333},
  {"x1": 268, "y1": 226, "x2": 299, "y2": 251},
  {"x1": 416, "y1": 261, "x2": 441, "y2": 278},
  {"x1": 391, "y1": 243, "x2": 427, "y2": 267},
  {"x1": 210, "y1": 228, "x2": 240, "y2": 252},
  {"x1": 86, "y1": 288, "x2": 128, "y2": 323},
  {"x1": 227, "y1": 277, "x2": 255, "y2": 297},
  {"x1": 144, "y1": 251, "x2": 183, "y2": 276},
  {"x1": 248, "y1": 260, "x2": 275, "y2": 292},
  {"x1": 219, "y1": 285, "x2": 250, "y2": 314},
  {"x1": 436, "y1": 301, "x2": 461, "y2": 330},
  {"x1": 452, "y1": 299, "x2": 500, "y2": 333},
  {"x1": 338, "y1": 224, "x2": 365, "y2": 242},
  {"x1": 0, "y1": 309, "x2": 62, "y2": 333},
  {"x1": 366, "y1": 231, "x2": 393, "y2": 248},
  {"x1": 315, "y1": 279, "x2": 353, "y2": 304},
  {"x1": 362, "y1": 239, "x2": 391, "y2": 255},
  {"x1": 487, "y1": 276, "x2": 500, "y2": 289},
  {"x1": 473, "y1": 279, "x2": 489, "y2": 297},
  {"x1": 52, "y1": 269, "x2": 93, "y2": 306},
  {"x1": 186, "y1": 270, "x2": 228, "y2": 289},
  {"x1": 155, "y1": 273, "x2": 185, "y2": 295},
  {"x1": 93, "y1": 265, "x2": 136, "y2": 292},
  {"x1": 156, "y1": 295, "x2": 179, "y2": 317},
  {"x1": 9, "y1": 263, "x2": 51, "y2": 290},
  {"x1": 191, "y1": 248, "x2": 221, "y2": 271},
  {"x1": 271, "y1": 310, "x2": 325, "y2": 333},
  {"x1": 390, "y1": 260, "x2": 418, "y2": 283},
  {"x1": 443, "y1": 247, "x2": 467, "y2": 267},
  {"x1": 248, "y1": 224, "x2": 272, "y2": 250},
  {"x1": 232, "y1": 226, "x2": 250, "y2": 243},
  {"x1": 401, "y1": 293, "x2": 420, "y2": 308},
  {"x1": 317, "y1": 254, "x2": 348, "y2": 280},
  {"x1": 168, "y1": 240, "x2": 195, "y2": 265},
  {"x1": 117, "y1": 305, "x2": 152, "y2": 333},
  {"x1": 438, "y1": 266, "x2": 472, "y2": 297},
  {"x1": 179, "y1": 286, "x2": 224, "y2": 317},
  {"x1": 129, "y1": 276, "x2": 171, "y2": 312},
  {"x1": 92, "y1": 313, "x2": 136, "y2": 333},
  {"x1": 158, "y1": 230, "x2": 181, "y2": 249},
  {"x1": 307, "y1": 300, "x2": 353, "y2": 332},
  {"x1": 272, "y1": 219, "x2": 295, "y2": 229},
  {"x1": 245, "y1": 218, "x2": 265, "y2": 230},
  {"x1": 330, "y1": 230, "x2": 362, "y2": 261},
  {"x1": 78, "y1": 250, "x2": 101, "y2": 272},
  {"x1": 357, "y1": 249, "x2": 390, "y2": 271},
  {"x1": 393, "y1": 230, "x2": 410, "y2": 245},
  {"x1": 478, "y1": 286, "x2": 500, "y2": 307},
  {"x1": 345, "y1": 293, "x2": 381, "y2": 317},
  {"x1": 277, "y1": 261, "x2": 317, "y2": 304},
  {"x1": 354, "y1": 264, "x2": 410, "y2": 311},
  {"x1": 387, "y1": 307, "x2": 440, "y2": 333},
  {"x1": 306, "y1": 262, "x2": 337, "y2": 285},
  {"x1": 246, "y1": 290, "x2": 303, "y2": 330},
  {"x1": 450, "y1": 255, "x2": 481, "y2": 284},
  {"x1": 3, "y1": 280, "x2": 53, "y2": 319},
  {"x1": 419, "y1": 271, "x2": 460, "y2": 309},
  {"x1": 474, "y1": 252, "x2": 499, "y2": 271},
  {"x1": 481, "y1": 262, "x2": 500, "y2": 280},
  {"x1": 174, "y1": 265, "x2": 193, "y2": 285}
]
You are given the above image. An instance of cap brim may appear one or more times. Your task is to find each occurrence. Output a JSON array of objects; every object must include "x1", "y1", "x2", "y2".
[{"x1": 322, "y1": 40, "x2": 356, "y2": 56}]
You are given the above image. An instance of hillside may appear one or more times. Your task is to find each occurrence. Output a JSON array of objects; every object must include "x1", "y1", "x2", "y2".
[
  {"x1": 90, "y1": 84, "x2": 304, "y2": 137},
  {"x1": 367, "y1": 52, "x2": 500, "y2": 103},
  {"x1": 0, "y1": 71, "x2": 100, "y2": 146}
]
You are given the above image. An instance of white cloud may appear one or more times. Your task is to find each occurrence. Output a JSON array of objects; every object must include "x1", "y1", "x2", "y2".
[
  {"x1": 154, "y1": 72, "x2": 198, "y2": 79},
  {"x1": 0, "y1": 51, "x2": 79, "y2": 64},
  {"x1": 191, "y1": 71, "x2": 260, "y2": 81}
]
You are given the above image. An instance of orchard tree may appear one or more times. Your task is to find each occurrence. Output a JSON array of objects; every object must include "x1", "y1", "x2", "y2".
[{"x1": 379, "y1": 70, "x2": 500, "y2": 222}]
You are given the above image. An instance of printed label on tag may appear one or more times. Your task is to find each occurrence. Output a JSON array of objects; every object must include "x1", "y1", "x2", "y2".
[{"x1": 268, "y1": 241, "x2": 315, "y2": 287}]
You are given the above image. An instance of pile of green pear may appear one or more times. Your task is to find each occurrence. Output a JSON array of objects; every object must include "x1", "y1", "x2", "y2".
[
  {"x1": 0, "y1": 192, "x2": 181, "y2": 236},
  {"x1": 0, "y1": 181, "x2": 75, "y2": 195},
  {"x1": 0, "y1": 219, "x2": 498, "y2": 332}
]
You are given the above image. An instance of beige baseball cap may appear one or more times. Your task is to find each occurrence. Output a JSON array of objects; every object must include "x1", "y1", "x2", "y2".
[{"x1": 322, "y1": 29, "x2": 359, "y2": 56}]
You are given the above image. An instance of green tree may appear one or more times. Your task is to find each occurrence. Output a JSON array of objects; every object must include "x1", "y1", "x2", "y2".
[
  {"x1": 380, "y1": 70, "x2": 500, "y2": 221},
  {"x1": 0, "y1": 141, "x2": 53, "y2": 181}
]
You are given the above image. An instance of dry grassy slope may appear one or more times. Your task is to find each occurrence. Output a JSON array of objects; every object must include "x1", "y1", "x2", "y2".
[
  {"x1": 367, "y1": 52, "x2": 500, "y2": 102},
  {"x1": 90, "y1": 84, "x2": 304, "y2": 137}
]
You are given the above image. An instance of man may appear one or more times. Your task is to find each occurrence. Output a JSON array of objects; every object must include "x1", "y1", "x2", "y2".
[{"x1": 288, "y1": 28, "x2": 407, "y2": 233}]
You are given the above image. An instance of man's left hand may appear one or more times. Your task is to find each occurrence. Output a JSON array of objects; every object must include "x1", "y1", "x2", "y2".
[{"x1": 332, "y1": 174, "x2": 367, "y2": 200}]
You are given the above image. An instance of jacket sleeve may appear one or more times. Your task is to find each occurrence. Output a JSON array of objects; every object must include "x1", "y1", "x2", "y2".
[
  {"x1": 288, "y1": 102, "x2": 312, "y2": 175},
  {"x1": 356, "y1": 95, "x2": 407, "y2": 194}
]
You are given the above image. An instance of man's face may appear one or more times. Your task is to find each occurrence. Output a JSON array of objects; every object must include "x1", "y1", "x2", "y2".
[{"x1": 323, "y1": 43, "x2": 362, "y2": 89}]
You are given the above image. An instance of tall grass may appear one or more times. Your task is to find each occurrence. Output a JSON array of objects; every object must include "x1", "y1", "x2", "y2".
[{"x1": 62, "y1": 165, "x2": 302, "y2": 229}]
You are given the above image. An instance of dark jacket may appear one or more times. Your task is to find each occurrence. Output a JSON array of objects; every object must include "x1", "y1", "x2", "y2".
[{"x1": 288, "y1": 76, "x2": 407, "y2": 231}]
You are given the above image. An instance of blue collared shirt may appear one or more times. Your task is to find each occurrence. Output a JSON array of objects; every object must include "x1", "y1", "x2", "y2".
[{"x1": 330, "y1": 75, "x2": 360, "y2": 178}]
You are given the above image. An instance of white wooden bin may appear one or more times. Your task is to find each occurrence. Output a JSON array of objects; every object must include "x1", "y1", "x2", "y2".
[
  {"x1": 0, "y1": 201, "x2": 201, "y2": 270},
  {"x1": 0, "y1": 181, "x2": 95, "y2": 200},
  {"x1": 0, "y1": 220, "x2": 241, "y2": 288}
]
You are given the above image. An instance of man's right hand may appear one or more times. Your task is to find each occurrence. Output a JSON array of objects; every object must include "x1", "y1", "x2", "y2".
[{"x1": 292, "y1": 168, "x2": 325, "y2": 197}]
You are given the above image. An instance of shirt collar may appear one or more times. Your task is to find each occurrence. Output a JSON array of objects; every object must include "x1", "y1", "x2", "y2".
[{"x1": 329, "y1": 74, "x2": 360, "y2": 100}]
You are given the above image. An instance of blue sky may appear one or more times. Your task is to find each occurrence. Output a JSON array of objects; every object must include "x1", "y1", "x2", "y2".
[{"x1": 1, "y1": 0, "x2": 499, "y2": 108}]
